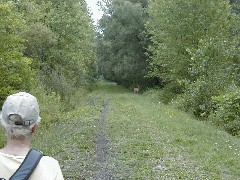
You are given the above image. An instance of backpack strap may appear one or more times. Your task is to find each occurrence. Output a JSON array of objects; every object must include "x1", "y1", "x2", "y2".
[{"x1": 9, "y1": 149, "x2": 43, "y2": 180}]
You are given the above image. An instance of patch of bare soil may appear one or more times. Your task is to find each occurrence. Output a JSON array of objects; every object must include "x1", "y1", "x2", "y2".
[{"x1": 94, "y1": 100, "x2": 116, "y2": 180}]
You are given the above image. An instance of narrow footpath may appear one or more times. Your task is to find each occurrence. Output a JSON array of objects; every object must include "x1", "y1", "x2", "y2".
[{"x1": 95, "y1": 99, "x2": 116, "y2": 180}]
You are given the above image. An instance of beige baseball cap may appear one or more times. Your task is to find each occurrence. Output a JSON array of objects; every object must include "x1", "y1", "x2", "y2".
[{"x1": 1, "y1": 92, "x2": 40, "y2": 126}]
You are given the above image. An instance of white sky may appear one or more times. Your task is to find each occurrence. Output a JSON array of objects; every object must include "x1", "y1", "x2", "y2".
[{"x1": 85, "y1": 0, "x2": 103, "y2": 24}]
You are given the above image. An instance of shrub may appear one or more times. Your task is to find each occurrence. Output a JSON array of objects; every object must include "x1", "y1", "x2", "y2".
[
  {"x1": 31, "y1": 83, "x2": 63, "y2": 129},
  {"x1": 210, "y1": 86, "x2": 240, "y2": 136},
  {"x1": 180, "y1": 79, "x2": 215, "y2": 117},
  {"x1": 153, "y1": 81, "x2": 185, "y2": 104}
]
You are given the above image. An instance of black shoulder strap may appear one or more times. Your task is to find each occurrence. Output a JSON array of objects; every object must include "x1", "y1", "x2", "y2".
[{"x1": 9, "y1": 149, "x2": 43, "y2": 180}]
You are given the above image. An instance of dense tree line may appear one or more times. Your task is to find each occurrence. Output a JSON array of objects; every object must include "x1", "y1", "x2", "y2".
[
  {"x1": 0, "y1": 0, "x2": 95, "y2": 105},
  {"x1": 96, "y1": 0, "x2": 156, "y2": 89},
  {"x1": 96, "y1": 0, "x2": 240, "y2": 136}
]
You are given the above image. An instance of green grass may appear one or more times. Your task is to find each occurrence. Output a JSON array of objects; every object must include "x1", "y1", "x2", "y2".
[
  {"x1": 93, "y1": 82, "x2": 240, "y2": 179},
  {"x1": 32, "y1": 96, "x2": 101, "y2": 179},
  {"x1": 0, "y1": 82, "x2": 239, "y2": 179},
  {"x1": 106, "y1": 92, "x2": 240, "y2": 179}
]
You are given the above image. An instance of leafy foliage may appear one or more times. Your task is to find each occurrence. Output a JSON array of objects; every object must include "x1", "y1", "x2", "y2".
[
  {"x1": 146, "y1": 0, "x2": 240, "y2": 116},
  {"x1": 0, "y1": 2, "x2": 34, "y2": 105},
  {"x1": 31, "y1": 82, "x2": 63, "y2": 128},
  {"x1": 210, "y1": 86, "x2": 240, "y2": 136},
  {"x1": 22, "y1": 22, "x2": 58, "y2": 65},
  {"x1": 97, "y1": 0, "x2": 151, "y2": 88},
  {"x1": 42, "y1": 0, "x2": 95, "y2": 99},
  {"x1": 4, "y1": 0, "x2": 96, "y2": 101}
]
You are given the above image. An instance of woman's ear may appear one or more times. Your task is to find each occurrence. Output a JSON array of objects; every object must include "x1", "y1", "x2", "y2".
[{"x1": 31, "y1": 124, "x2": 37, "y2": 133}]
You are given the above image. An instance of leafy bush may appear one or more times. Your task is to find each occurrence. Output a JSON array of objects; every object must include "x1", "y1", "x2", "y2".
[
  {"x1": 180, "y1": 78, "x2": 221, "y2": 118},
  {"x1": 152, "y1": 81, "x2": 185, "y2": 104},
  {"x1": 31, "y1": 83, "x2": 63, "y2": 129},
  {"x1": 210, "y1": 87, "x2": 240, "y2": 136},
  {"x1": 38, "y1": 67, "x2": 77, "y2": 103}
]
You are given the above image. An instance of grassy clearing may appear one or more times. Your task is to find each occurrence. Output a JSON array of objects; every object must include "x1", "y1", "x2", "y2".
[
  {"x1": 0, "y1": 82, "x2": 239, "y2": 179},
  {"x1": 107, "y1": 92, "x2": 240, "y2": 179}
]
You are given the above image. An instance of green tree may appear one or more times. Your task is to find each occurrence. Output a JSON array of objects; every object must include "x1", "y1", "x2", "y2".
[
  {"x1": 146, "y1": 0, "x2": 240, "y2": 115},
  {"x1": 97, "y1": 0, "x2": 151, "y2": 88},
  {"x1": 11, "y1": 0, "x2": 57, "y2": 67},
  {"x1": 8, "y1": 0, "x2": 96, "y2": 100},
  {"x1": 0, "y1": 2, "x2": 34, "y2": 105},
  {"x1": 42, "y1": 0, "x2": 95, "y2": 96},
  {"x1": 22, "y1": 22, "x2": 58, "y2": 66}
]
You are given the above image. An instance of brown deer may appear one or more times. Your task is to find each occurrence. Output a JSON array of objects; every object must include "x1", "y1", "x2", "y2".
[{"x1": 133, "y1": 85, "x2": 140, "y2": 93}]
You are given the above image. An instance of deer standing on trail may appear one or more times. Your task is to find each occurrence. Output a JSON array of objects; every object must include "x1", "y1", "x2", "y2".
[{"x1": 133, "y1": 85, "x2": 140, "y2": 94}]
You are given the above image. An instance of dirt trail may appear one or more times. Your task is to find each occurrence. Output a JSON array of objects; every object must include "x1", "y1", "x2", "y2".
[
  {"x1": 95, "y1": 100, "x2": 116, "y2": 180},
  {"x1": 52, "y1": 96, "x2": 116, "y2": 180}
]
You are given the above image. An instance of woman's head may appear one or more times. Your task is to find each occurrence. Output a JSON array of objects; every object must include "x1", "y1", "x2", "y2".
[{"x1": 0, "y1": 92, "x2": 41, "y2": 137}]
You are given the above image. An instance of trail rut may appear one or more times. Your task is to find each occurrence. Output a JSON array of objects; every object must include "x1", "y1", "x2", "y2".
[{"x1": 95, "y1": 100, "x2": 116, "y2": 180}]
